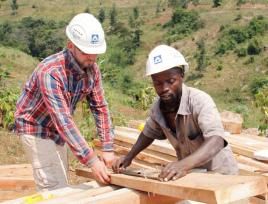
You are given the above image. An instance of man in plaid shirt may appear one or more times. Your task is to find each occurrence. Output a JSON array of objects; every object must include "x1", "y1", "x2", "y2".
[{"x1": 15, "y1": 13, "x2": 114, "y2": 191}]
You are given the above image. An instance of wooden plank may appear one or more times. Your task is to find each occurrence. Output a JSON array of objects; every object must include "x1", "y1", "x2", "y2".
[
  {"x1": 2, "y1": 181, "x2": 102, "y2": 204},
  {"x1": 94, "y1": 140, "x2": 172, "y2": 166},
  {"x1": 114, "y1": 139, "x2": 177, "y2": 161},
  {"x1": 114, "y1": 127, "x2": 176, "y2": 157},
  {"x1": 38, "y1": 185, "x2": 119, "y2": 204},
  {"x1": 76, "y1": 168, "x2": 267, "y2": 204},
  {"x1": 0, "y1": 177, "x2": 35, "y2": 191},
  {"x1": 0, "y1": 164, "x2": 33, "y2": 177},
  {"x1": 76, "y1": 188, "x2": 182, "y2": 204},
  {"x1": 0, "y1": 190, "x2": 36, "y2": 202},
  {"x1": 114, "y1": 144, "x2": 173, "y2": 165}
]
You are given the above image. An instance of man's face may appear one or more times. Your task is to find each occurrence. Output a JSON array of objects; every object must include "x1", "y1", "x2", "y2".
[
  {"x1": 151, "y1": 68, "x2": 183, "y2": 106},
  {"x1": 68, "y1": 42, "x2": 98, "y2": 70}
]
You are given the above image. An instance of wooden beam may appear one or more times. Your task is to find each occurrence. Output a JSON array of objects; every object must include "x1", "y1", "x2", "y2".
[
  {"x1": 0, "y1": 177, "x2": 35, "y2": 191},
  {"x1": 38, "y1": 185, "x2": 119, "y2": 204},
  {"x1": 94, "y1": 140, "x2": 172, "y2": 166},
  {"x1": 76, "y1": 168, "x2": 267, "y2": 204},
  {"x1": 2, "y1": 181, "x2": 103, "y2": 204},
  {"x1": 0, "y1": 164, "x2": 33, "y2": 177},
  {"x1": 75, "y1": 188, "x2": 181, "y2": 204},
  {"x1": 114, "y1": 127, "x2": 176, "y2": 157}
]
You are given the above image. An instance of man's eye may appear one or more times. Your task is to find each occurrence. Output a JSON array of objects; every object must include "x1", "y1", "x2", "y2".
[{"x1": 168, "y1": 79, "x2": 175, "y2": 84}]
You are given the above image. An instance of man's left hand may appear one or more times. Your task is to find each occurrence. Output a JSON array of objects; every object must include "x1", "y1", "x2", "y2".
[{"x1": 158, "y1": 161, "x2": 187, "y2": 182}]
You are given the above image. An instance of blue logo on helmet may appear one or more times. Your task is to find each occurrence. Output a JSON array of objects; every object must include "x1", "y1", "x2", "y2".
[
  {"x1": 153, "y1": 55, "x2": 162, "y2": 64},
  {"x1": 91, "y1": 34, "x2": 99, "y2": 44}
]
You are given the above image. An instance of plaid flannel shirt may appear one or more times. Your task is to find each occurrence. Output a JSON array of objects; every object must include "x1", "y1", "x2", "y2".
[{"x1": 15, "y1": 49, "x2": 114, "y2": 165}]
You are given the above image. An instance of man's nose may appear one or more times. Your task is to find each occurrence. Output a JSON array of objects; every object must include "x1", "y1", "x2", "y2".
[
  {"x1": 162, "y1": 82, "x2": 170, "y2": 92},
  {"x1": 87, "y1": 54, "x2": 98, "y2": 61}
]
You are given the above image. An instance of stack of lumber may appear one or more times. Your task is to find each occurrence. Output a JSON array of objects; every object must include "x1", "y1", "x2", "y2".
[
  {"x1": 95, "y1": 126, "x2": 268, "y2": 203},
  {"x1": 76, "y1": 167, "x2": 267, "y2": 204},
  {"x1": 3, "y1": 181, "x2": 182, "y2": 204},
  {"x1": 111, "y1": 126, "x2": 268, "y2": 180},
  {"x1": 0, "y1": 164, "x2": 35, "y2": 202}
]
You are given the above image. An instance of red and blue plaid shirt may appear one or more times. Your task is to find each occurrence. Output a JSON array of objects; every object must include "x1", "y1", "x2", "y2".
[{"x1": 15, "y1": 49, "x2": 114, "y2": 165}]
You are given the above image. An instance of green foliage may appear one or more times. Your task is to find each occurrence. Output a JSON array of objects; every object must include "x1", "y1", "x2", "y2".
[
  {"x1": 195, "y1": 39, "x2": 207, "y2": 71},
  {"x1": 216, "y1": 16, "x2": 268, "y2": 55},
  {"x1": 213, "y1": 0, "x2": 222, "y2": 7},
  {"x1": 163, "y1": 8, "x2": 204, "y2": 43},
  {"x1": 250, "y1": 77, "x2": 268, "y2": 95},
  {"x1": 138, "y1": 87, "x2": 156, "y2": 110},
  {"x1": 79, "y1": 100, "x2": 95, "y2": 142},
  {"x1": 128, "y1": 86, "x2": 156, "y2": 110},
  {"x1": 185, "y1": 72, "x2": 204, "y2": 81},
  {"x1": 0, "y1": 17, "x2": 65, "y2": 60},
  {"x1": 237, "y1": 0, "x2": 246, "y2": 6},
  {"x1": 98, "y1": 8, "x2": 105, "y2": 23},
  {"x1": 235, "y1": 47, "x2": 247, "y2": 57},
  {"x1": 255, "y1": 86, "x2": 268, "y2": 135},
  {"x1": 247, "y1": 38, "x2": 262, "y2": 55},
  {"x1": 0, "y1": 89, "x2": 19, "y2": 129},
  {"x1": 133, "y1": 7, "x2": 139, "y2": 20},
  {"x1": 10, "y1": 0, "x2": 18, "y2": 15},
  {"x1": 84, "y1": 7, "x2": 90, "y2": 13},
  {"x1": 109, "y1": 4, "x2": 117, "y2": 28},
  {"x1": 234, "y1": 14, "x2": 242, "y2": 21},
  {"x1": 168, "y1": 0, "x2": 198, "y2": 8}
]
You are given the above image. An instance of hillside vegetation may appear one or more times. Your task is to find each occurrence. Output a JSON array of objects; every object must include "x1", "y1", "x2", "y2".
[{"x1": 0, "y1": 0, "x2": 267, "y2": 144}]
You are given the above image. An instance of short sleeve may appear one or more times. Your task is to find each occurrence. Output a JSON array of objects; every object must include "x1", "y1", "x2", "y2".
[{"x1": 142, "y1": 117, "x2": 166, "y2": 140}]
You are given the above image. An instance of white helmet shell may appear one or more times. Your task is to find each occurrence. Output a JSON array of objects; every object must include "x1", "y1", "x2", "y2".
[
  {"x1": 66, "y1": 13, "x2": 106, "y2": 54},
  {"x1": 146, "y1": 45, "x2": 189, "y2": 76}
]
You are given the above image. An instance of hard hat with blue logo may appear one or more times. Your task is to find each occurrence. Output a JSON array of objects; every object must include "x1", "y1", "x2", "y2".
[
  {"x1": 66, "y1": 13, "x2": 106, "y2": 54},
  {"x1": 146, "y1": 45, "x2": 189, "y2": 76}
]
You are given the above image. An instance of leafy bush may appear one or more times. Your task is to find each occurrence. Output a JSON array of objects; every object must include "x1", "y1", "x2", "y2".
[
  {"x1": 215, "y1": 16, "x2": 268, "y2": 55},
  {"x1": 185, "y1": 72, "x2": 204, "y2": 81},
  {"x1": 0, "y1": 89, "x2": 19, "y2": 129},
  {"x1": 235, "y1": 47, "x2": 247, "y2": 57},
  {"x1": 247, "y1": 38, "x2": 262, "y2": 55},
  {"x1": 250, "y1": 77, "x2": 268, "y2": 95},
  {"x1": 255, "y1": 86, "x2": 268, "y2": 135},
  {"x1": 0, "y1": 17, "x2": 65, "y2": 59},
  {"x1": 163, "y1": 8, "x2": 204, "y2": 42}
]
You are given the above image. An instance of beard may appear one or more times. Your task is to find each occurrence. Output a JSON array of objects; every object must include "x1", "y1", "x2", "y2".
[{"x1": 160, "y1": 94, "x2": 180, "y2": 113}]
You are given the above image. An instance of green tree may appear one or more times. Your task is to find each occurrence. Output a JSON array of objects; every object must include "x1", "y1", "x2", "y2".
[
  {"x1": 255, "y1": 86, "x2": 268, "y2": 136},
  {"x1": 196, "y1": 39, "x2": 207, "y2": 71},
  {"x1": 10, "y1": 0, "x2": 18, "y2": 15},
  {"x1": 213, "y1": 0, "x2": 222, "y2": 7},
  {"x1": 133, "y1": 7, "x2": 139, "y2": 20},
  {"x1": 109, "y1": 4, "x2": 117, "y2": 27},
  {"x1": 247, "y1": 39, "x2": 262, "y2": 55},
  {"x1": 98, "y1": 8, "x2": 105, "y2": 23}
]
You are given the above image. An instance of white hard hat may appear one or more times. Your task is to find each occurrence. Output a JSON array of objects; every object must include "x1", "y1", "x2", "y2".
[
  {"x1": 66, "y1": 13, "x2": 106, "y2": 54},
  {"x1": 146, "y1": 45, "x2": 189, "y2": 76}
]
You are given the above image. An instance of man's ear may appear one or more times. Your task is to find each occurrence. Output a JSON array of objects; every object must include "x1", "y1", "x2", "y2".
[
  {"x1": 181, "y1": 72, "x2": 185, "y2": 78},
  {"x1": 67, "y1": 41, "x2": 73, "y2": 50}
]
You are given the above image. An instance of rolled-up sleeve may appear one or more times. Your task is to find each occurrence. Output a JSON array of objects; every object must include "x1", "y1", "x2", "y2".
[
  {"x1": 87, "y1": 66, "x2": 114, "y2": 152},
  {"x1": 39, "y1": 69, "x2": 96, "y2": 165}
]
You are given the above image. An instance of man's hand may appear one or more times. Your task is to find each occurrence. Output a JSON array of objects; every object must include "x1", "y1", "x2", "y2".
[
  {"x1": 158, "y1": 161, "x2": 187, "y2": 182},
  {"x1": 90, "y1": 158, "x2": 111, "y2": 184},
  {"x1": 100, "y1": 151, "x2": 115, "y2": 168},
  {"x1": 112, "y1": 156, "x2": 132, "y2": 173}
]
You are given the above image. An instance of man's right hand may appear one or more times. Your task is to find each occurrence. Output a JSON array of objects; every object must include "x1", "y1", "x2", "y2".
[
  {"x1": 112, "y1": 156, "x2": 132, "y2": 173},
  {"x1": 90, "y1": 158, "x2": 111, "y2": 184}
]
